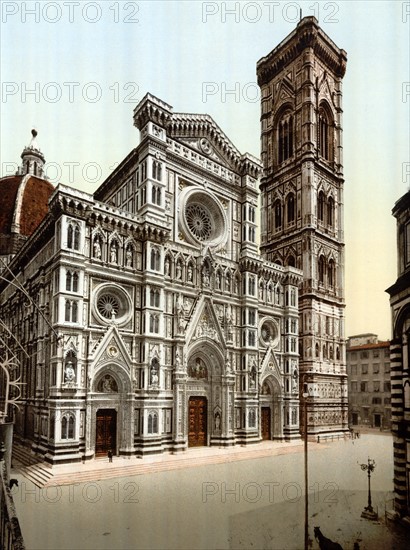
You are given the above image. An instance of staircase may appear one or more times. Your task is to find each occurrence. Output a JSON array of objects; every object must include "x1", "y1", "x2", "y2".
[{"x1": 12, "y1": 441, "x2": 54, "y2": 488}]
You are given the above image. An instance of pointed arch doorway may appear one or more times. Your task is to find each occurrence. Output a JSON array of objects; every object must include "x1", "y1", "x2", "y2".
[
  {"x1": 95, "y1": 409, "x2": 117, "y2": 456},
  {"x1": 188, "y1": 396, "x2": 207, "y2": 447},
  {"x1": 260, "y1": 376, "x2": 283, "y2": 440}
]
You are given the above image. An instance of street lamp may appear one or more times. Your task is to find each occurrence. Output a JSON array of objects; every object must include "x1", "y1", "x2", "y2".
[
  {"x1": 302, "y1": 381, "x2": 310, "y2": 550},
  {"x1": 359, "y1": 457, "x2": 377, "y2": 520}
]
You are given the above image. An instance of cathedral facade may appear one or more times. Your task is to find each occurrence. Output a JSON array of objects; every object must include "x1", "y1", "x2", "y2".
[
  {"x1": 0, "y1": 17, "x2": 348, "y2": 465},
  {"x1": 1, "y1": 94, "x2": 302, "y2": 463}
]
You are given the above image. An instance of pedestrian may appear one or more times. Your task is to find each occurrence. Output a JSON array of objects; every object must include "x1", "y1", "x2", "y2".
[{"x1": 108, "y1": 449, "x2": 113, "y2": 462}]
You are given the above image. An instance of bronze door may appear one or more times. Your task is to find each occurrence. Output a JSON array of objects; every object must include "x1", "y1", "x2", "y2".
[
  {"x1": 188, "y1": 397, "x2": 207, "y2": 447},
  {"x1": 261, "y1": 407, "x2": 271, "y2": 440},
  {"x1": 96, "y1": 409, "x2": 117, "y2": 456}
]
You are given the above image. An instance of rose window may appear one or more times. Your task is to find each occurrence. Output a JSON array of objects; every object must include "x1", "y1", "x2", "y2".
[
  {"x1": 186, "y1": 204, "x2": 213, "y2": 241},
  {"x1": 260, "y1": 319, "x2": 279, "y2": 347},
  {"x1": 97, "y1": 294, "x2": 120, "y2": 319},
  {"x1": 179, "y1": 187, "x2": 228, "y2": 248},
  {"x1": 93, "y1": 284, "x2": 132, "y2": 326}
]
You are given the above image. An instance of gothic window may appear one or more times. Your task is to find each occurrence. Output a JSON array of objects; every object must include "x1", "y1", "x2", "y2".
[
  {"x1": 319, "y1": 106, "x2": 332, "y2": 161},
  {"x1": 141, "y1": 161, "x2": 147, "y2": 181},
  {"x1": 336, "y1": 347, "x2": 340, "y2": 360},
  {"x1": 248, "y1": 276, "x2": 256, "y2": 296},
  {"x1": 67, "y1": 221, "x2": 80, "y2": 250},
  {"x1": 61, "y1": 414, "x2": 75, "y2": 439},
  {"x1": 248, "y1": 331, "x2": 256, "y2": 346},
  {"x1": 327, "y1": 196, "x2": 334, "y2": 226},
  {"x1": 148, "y1": 412, "x2": 158, "y2": 434},
  {"x1": 149, "y1": 314, "x2": 159, "y2": 333},
  {"x1": 318, "y1": 255, "x2": 326, "y2": 284},
  {"x1": 64, "y1": 300, "x2": 78, "y2": 323},
  {"x1": 150, "y1": 248, "x2": 161, "y2": 271},
  {"x1": 287, "y1": 193, "x2": 295, "y2": 224},
  {"x1": 152, "y1": 185, "x2": 162, "y2": 205},
  {"x1": 152, "y1": 161, "x2": 162, "y2": 181},
  {"x1": 315, "y1": 343, "x2": 320, "y2": 358},
  {"x1": 150, "y1": 288, "x2": 160, "y2": 307},
  {"x1": 328, "y1": 259, "x2": 335, "y2": 287},
  {"x1": 287, "y1": 255, "x2": 296, "y2": 268},
  {"x1": 249, "y1": 206, "x2": 255, "y2": 222},
  {"x1": 274, "y1": 200, "x2": 282, "y2": 230},
  {"x1": 318, "y1": 191, "x2": 325, "y2": 222},
  {"x1": 278, "y1": 111, "x2": 294, "y2": 163}
]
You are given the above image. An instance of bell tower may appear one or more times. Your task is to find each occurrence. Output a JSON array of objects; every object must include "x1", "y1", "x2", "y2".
[{"x1": 257, "y1": 17, "x2": 348, "y2": 437}]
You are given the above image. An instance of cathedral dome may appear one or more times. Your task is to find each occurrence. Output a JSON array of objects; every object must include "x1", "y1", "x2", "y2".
[{"x1": 0, "y1": 130, "x2": 54, "y2": 255}]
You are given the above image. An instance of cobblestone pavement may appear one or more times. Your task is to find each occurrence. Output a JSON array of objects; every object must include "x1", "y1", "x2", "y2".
[{"x1": 10, "y1": 433, "x2": 409, "y2": 549}]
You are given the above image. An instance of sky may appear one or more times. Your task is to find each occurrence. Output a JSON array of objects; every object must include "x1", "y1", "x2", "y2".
[{"x1": 0, "y1": 0, "x2": 409, "y2": 340}]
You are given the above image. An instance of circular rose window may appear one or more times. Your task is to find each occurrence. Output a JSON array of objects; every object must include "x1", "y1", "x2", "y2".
[
  {"x1": 260, "y1": 319, "x2": 279, "y2": 347},
  {"x1": 179, "y1": 187, "x2": 228, "y2": 248},
  {"x1": 93, "y1": 284, "x2": 131, "y2": 326}
]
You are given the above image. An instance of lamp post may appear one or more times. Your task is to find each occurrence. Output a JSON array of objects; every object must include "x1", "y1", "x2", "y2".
[
  {"x1": 359, "y1": 458, "x2": 377, "y2": 520},
  {"x1": 302, "y1": 381, "x2": 309, "y2": 550}
]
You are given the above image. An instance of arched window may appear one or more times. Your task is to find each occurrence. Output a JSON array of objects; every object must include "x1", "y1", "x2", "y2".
[
  {"x1": 328, "y1": 259, "x2": 335, "y2": 287},
  {"x1": 274, "y1": 200, "x2": 282, "y2": 230},
  {"x1": 318, "y1": 191, "x2": 325, "y2": 222},
  {"x1": 287, "y1": 255, "x2": 296, "y2": 268},
  {"x1": 318, "y1": 255, "x2": 326, "y2": 284},
  {"x1": 278, "y1": 111, "x2": 294, "y2": 163},
  {"x1": 315, "y1": 343, "x2": 320, "y2": 358},
  {"x1": 148, "y1": 412, "x2": 158, "y2": 434},
  {"x1": 66, "y1": 271, "x2": 72, "y2": 291},
  {"x1": 150, "y1": 248, "x2": 160, "y2": 271},
  {"x1": 72, "y1": 272, "x2": 79, "y2": 292},
  {"x1": 327, "y1": 196, "x2": 334, "y2": 227},
  {"x1": 67, "y1": 222, "x2": 80, "y2": 250},
  {"x1": 319, "y1": 107, "x2": 332, "y2": 161},
  {"x1": 61, "y1": 414, "x2": 75, "y2": 439},
  {"x1": 287, "y1": 193, "x2": 295, "y2": 224}
]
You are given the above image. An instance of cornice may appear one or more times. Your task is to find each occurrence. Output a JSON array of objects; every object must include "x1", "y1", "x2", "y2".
[{"x1": 257, "y1": 17, "x2": 347, "y2": 87}]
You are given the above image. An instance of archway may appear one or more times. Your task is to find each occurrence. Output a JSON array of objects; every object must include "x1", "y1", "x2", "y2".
[{"x1": 260, "y1": 375, "x2": 283, "y2": 440}]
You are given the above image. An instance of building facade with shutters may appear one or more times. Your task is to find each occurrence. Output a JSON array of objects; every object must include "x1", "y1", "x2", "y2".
[
  {"x1": 386, "y1": 190, "x2": 410, "y2": 521},
  {"x1": 346, "y1": 334, "x2": 391, "y2": 429}
]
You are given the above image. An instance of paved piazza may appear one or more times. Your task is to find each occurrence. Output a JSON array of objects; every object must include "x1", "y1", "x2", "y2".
[{"x1": 11, "y1": 433, "x2": 408, "y2": 549}]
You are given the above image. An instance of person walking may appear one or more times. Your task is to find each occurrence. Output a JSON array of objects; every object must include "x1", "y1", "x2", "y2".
[{"x1": 108, "y1": 449, "x2": 113, "y2": 462}]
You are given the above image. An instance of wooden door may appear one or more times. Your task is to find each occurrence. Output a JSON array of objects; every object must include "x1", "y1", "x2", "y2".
[
  {"x1": 96, "y1": 409, "x2": 117, "y2": 456},
  {"x1": 261, "y1": 407, "x2": 271, "y2": 440},
  {"x1": 188, "y1": 397, "x2": 207, "y2": 447}
]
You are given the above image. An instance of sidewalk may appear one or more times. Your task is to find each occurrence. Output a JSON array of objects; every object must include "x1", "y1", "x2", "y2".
[{"x1": 18, "y1": 439, "x2": 325, "y2": 487}]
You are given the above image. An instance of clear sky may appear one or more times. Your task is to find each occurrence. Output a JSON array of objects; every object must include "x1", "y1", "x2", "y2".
[{"x1": 1, "y1": 0, "x2": 409, "y2": 340}]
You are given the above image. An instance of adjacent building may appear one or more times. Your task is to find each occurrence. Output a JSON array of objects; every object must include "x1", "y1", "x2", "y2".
[
  {"x1": 386, "y1": 190, "x2": 410, "y2": 522},
  {"x1": 346, "y1": 334, "x2": 391, "y2": 429}
]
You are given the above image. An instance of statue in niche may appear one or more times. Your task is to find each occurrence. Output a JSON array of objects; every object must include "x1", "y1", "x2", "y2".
[
  {"x1": 215, "y1": 271, "x2": 221, "y2": 289},
  {"x1": 292, "y1": 368, "x2": 298, "y2": 392},
  {"x1": 164, "y1": 257, "x2": 170, "y2": 277},
  {"x1": 187, "y1": 264, "x2": 193, "y2": 282},
  {"x1": 214, "y1": 412, "x2": 221, "y2": 431},
  {"x1": 150, "y1": 360, "x2": 159, "y2": 386},
  {"x1": 176, "y1": 262, "x2": 182, "y2": 280},
  {"x1": 202, "y1": 266, "x2": 210, "y2": 287},
  {"x1": 250, "y1": 365, "x2": 257, "y2": 388},
  {"x1": 125, "y1": 247, "x2": 133, "y2": 267},
  {"x1": 93, "y1": 239, "x2": 102, "y2": 259},
  {"x1": 64, "y1": 361, "x2": 75, "y2": 383},
  {"x1": 110, "y1": 243, "x2": 118, "y2": 264}
]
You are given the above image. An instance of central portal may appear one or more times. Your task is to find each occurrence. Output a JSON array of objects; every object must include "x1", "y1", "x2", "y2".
[
  {"x1": 95, "y1": 409, "x2": 117, "y2": 456},
  {"x1": 188, "y1": 397, "x2": 207, "y2": 447}
]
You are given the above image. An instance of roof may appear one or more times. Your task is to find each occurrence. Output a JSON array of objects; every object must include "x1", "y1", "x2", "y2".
[
  {"x1": 347, "y1": 341, "x2": 390, "y2": 352},
  {"x1": 0, "y1": 174, "x2": 54, "y2": 248}
]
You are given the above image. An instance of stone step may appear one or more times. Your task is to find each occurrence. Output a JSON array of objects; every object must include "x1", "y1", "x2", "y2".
[
  {"x1": 43, "y1": 443, "x2": 304, "y2": 487},
  {"x1": 21, "y1": 464, "x2": 54, "y2": 488},
  {"x1": 12, "y1": 443, "x2": 39, "y2": 468}
]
